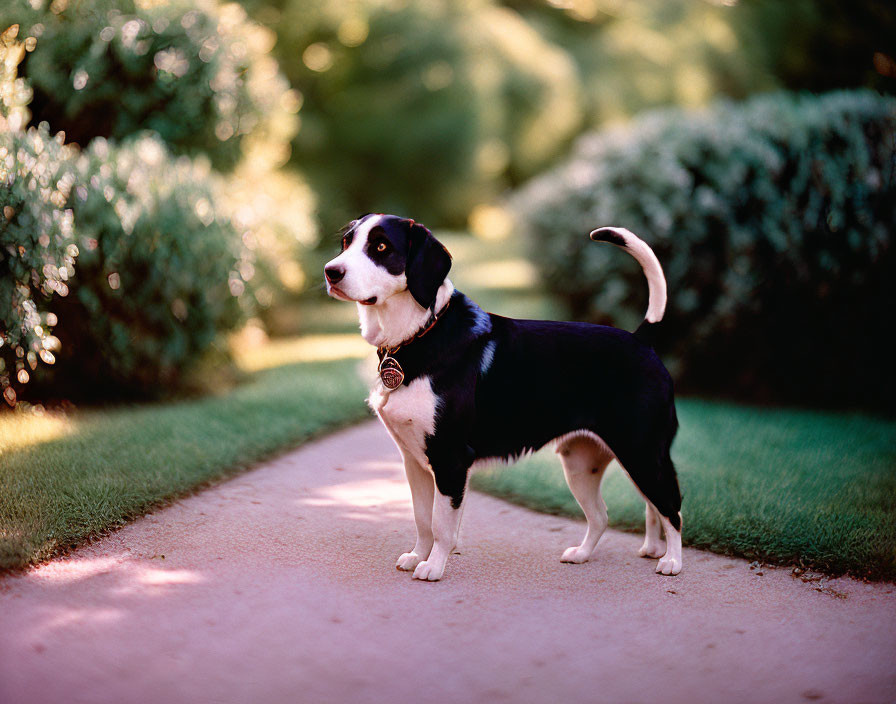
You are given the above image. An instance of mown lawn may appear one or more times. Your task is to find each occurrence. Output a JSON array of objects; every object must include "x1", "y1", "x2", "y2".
[
  {"x1": 472, "y1": 399, "x2": 896, "y2": 580},
  {"x1": 0, "y1": 338, "x2": 371, "y2": 572}
]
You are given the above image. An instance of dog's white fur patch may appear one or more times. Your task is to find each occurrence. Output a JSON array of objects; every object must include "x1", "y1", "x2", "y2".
[
  {"x1": 557, "y1": 436, "x2": 613, "y2": 564},
  {"x1": 357, "y1": 280, "x2": 454, "y2": 350},
  {"x1": 471, "y1": 428, "x2": 613, "y2": 473},
  {"x1": 413, "y1": 483, "x2": 465, "y2": 581},
  {"x1": 470, "y1": 449, "x2": 535, "y2": 472},
  {"x1": 480, "y1": 340, "x2": 496, "y2": 375},
  {"x1": 656, "y1": 513, "x2": 683, "y2": 575},
  {"x1": 553, "y1": 429, "x2": 614, "y2": 458},
  {"x1": 375, "y1": 375, "x2": 439, "y2": 471},
  {"x1": 590, "y1": 226, "x2": 667, "y2": 324},
  {"x1": 395, "y1": 453, "x2": 436, "y2": 572},
  {"x1": 471, "y1": 307, "x2": 492, "y2": 335},
  {"x1": 638, "y1": 503, "x2": 666, "y2": 558}
]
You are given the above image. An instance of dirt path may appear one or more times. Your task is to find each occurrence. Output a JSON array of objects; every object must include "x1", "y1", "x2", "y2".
[{"x1": 1, "y1": 420, "x2": 894, "y2": 704}]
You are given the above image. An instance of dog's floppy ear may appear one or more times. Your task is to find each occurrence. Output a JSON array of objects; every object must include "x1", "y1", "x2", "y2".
[{"x1": 405, "y1": 220, "x2": 452, "y2": 310}]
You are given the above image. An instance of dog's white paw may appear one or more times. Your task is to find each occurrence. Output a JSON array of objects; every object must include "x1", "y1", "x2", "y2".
[
  {"x1": 638, "y1": 539, "x2": 666, "y2": 558},
  {"x1": 412, "y1": 560, "x2": 445, "y2": 581},
  {"x1": 396, "y1": 552, "x2": 424, "y2": 571},
  {"x1": 560, "y1": 545, "x2": 592, "y2": 564},
  {"x1": 656, "y1": 556, "x2": 682, "y2": 576}
]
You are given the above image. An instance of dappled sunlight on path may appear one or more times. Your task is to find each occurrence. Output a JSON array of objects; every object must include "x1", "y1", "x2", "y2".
[
  {"x1": 301, "y1": 464, "x2": 413, "y2": 521},
  {"x1": 1, "y1": 421, "x2": 894, "y2": 704}
]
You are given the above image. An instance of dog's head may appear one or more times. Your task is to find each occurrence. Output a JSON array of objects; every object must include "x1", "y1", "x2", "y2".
[{"x1": 324, "y1": 214, "x2": 452, "y2": 310}]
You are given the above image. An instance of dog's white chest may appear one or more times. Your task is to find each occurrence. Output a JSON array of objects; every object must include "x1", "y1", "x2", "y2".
[{"x1": 371, "y1": 376, "x2": 439, "y2": 467}]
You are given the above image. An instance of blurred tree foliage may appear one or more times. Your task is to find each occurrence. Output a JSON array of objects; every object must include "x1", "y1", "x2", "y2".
[
  {"x1": 505, "y1": 0, "x2": 895, "y2": 123},
  {"x1": 0, "y1": 0, "x2": 298, "y2": 172},
  {"x1": 729, "y1": 0, "x2": 896, "y2": 94},
  {"x1": 513, "y1": 90, "x2": 896, "y2": 411},
  {"x1": 236, "y1": 0, "x2": 894, "y2": 231},
  {"x1": 504, "y1": 0, "x2": 763, "y2": 123},
  {"x1": 241, "y1": 0, "x2": 583, "y2": 232}
]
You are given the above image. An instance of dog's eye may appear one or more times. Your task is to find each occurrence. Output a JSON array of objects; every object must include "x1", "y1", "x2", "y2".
[{"x1": 376, "y1": 241, "x2": 388, "y2": 253}]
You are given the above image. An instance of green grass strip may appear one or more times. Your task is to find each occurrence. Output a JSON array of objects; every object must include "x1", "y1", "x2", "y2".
[
  {"x1": 472, "y1": 399, "x2": 896, "y2": 580},
  {"x1": 0, "y1": 357, "x2": 369, "y2": 572}
]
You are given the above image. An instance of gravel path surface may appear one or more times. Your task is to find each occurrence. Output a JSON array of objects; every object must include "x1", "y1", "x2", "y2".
[{"x1": 1, "y1": 420, "x2": 894, "y2": 704}]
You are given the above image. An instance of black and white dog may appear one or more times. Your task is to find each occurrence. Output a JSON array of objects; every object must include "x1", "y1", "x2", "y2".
[{"x1": 324, "y1": 214, "x2": 682, "y2": 581}]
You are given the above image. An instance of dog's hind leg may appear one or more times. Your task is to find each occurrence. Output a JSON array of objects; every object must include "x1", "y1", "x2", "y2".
[
  {"x1": 638, "y1": 503, "x2": 665, "y2": 558},
  {"x1": 623, "y1": 449, "x2": 683, "y2": 575},
  {"x1": 656, "y1": 512, "x2": 683, "y2": 576},
  {"x1": 557, "y1": 437, "x2": 613, "y2": 564},
  {"x1": 653, "y1": 450, "x2": 683, "y2": 575}
]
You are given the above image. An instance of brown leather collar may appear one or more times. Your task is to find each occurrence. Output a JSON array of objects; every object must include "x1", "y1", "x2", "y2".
[{"x1": 377, "y1": 298, "x2": 451, "y2": 361}]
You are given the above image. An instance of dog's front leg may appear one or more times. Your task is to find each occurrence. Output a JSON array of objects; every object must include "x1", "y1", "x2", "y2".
[
  {"x1": 412, "y1": 488, "x2": 465, "y2": 582},
  {"x1": 396, "y1": 454, "x2": 435, "y2": 572},
  {"x1": 406, "y1": 395, "x2": 474, "y2": 582},
  {"x1": 411, "y1": 443, "x2": 472, "y2": 582}
]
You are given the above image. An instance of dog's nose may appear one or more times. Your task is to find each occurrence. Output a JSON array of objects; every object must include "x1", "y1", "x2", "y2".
[{"x1": 324, "y1": 265, "x2": 345, "y2": 284}]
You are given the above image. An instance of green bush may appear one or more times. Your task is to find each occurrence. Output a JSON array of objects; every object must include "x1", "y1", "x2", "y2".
[
  {"x1": 1, "y1": 0, "x2": 297, "y2": 172},
  {"x1": 0, "y1": 123, "x2": 78, "y2": 406},
  {"x1": 513, "y1": 90, "x2": 896, "y2": 410},
  {"x1": 0, "y1": 24, "x2": 32, "y2": 132},
  {"x1": 40, "y1": 133, "x2": 253, "y2": 399},
  {"x1": 266, "y1": 0, "x2": 581, "y2": 231},
  {"x1": 0, "y1": 9, "x2": 304, "y2": 403}
]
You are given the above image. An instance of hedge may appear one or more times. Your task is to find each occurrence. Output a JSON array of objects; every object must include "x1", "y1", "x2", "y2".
[
  {"x1": 513, "y1": 90, "x2": 896, "y2": 410},
  {"x1": 0, "y1": 11, "x2": 300, "y2": 404},
  {"x1": 41, "y1": 133, "x2": 254, "y2": 400},
  {"x1": 1, "y1": 0, "x2": 297, "y2": 172},
  {"x1": 0, "y1": 123, "x2": 77, "y2": 405}
]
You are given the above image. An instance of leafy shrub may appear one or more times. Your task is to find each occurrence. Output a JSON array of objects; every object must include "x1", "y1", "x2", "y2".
[
  {"x1": 1, "y1": 28, "x2": 77, "y2": 406},
  {"x1": 41, "y1": 134, "x2": 254, "y2": 399},
  {"x1": 266, "y1": 0, "x2": 581, "y2": 231},
  {"x1": 1, "y1": 0, "x2": 297, "y2": 171},
  {"x1": 0, "y1": 24, "x2": 32, "y2": 133},
  {"x1": 0, "y1": 124, "x2": 78, "y2": 406},
  {"x1": 513, "y1": 90, "x2": 896, "y2": 410}
]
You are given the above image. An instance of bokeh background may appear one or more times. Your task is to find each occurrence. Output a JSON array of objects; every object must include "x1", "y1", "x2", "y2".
[{"x1": 2, "y1": 0, "x2": 894, "y2": 412}]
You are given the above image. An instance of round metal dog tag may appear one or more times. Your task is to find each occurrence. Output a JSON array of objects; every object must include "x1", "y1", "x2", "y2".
[{"x1": 378, "y1": 356, "x2": 404, "y2": 390}]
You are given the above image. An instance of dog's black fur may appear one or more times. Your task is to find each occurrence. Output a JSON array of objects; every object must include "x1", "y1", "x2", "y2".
[{"x1": 352, "y1": 215, "x2": 682, "y2": 529}]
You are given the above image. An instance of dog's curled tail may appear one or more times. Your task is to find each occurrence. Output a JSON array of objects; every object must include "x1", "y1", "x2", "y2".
[{"x1": 589, "y1": 227, "x2": 666, "y2": 345}]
